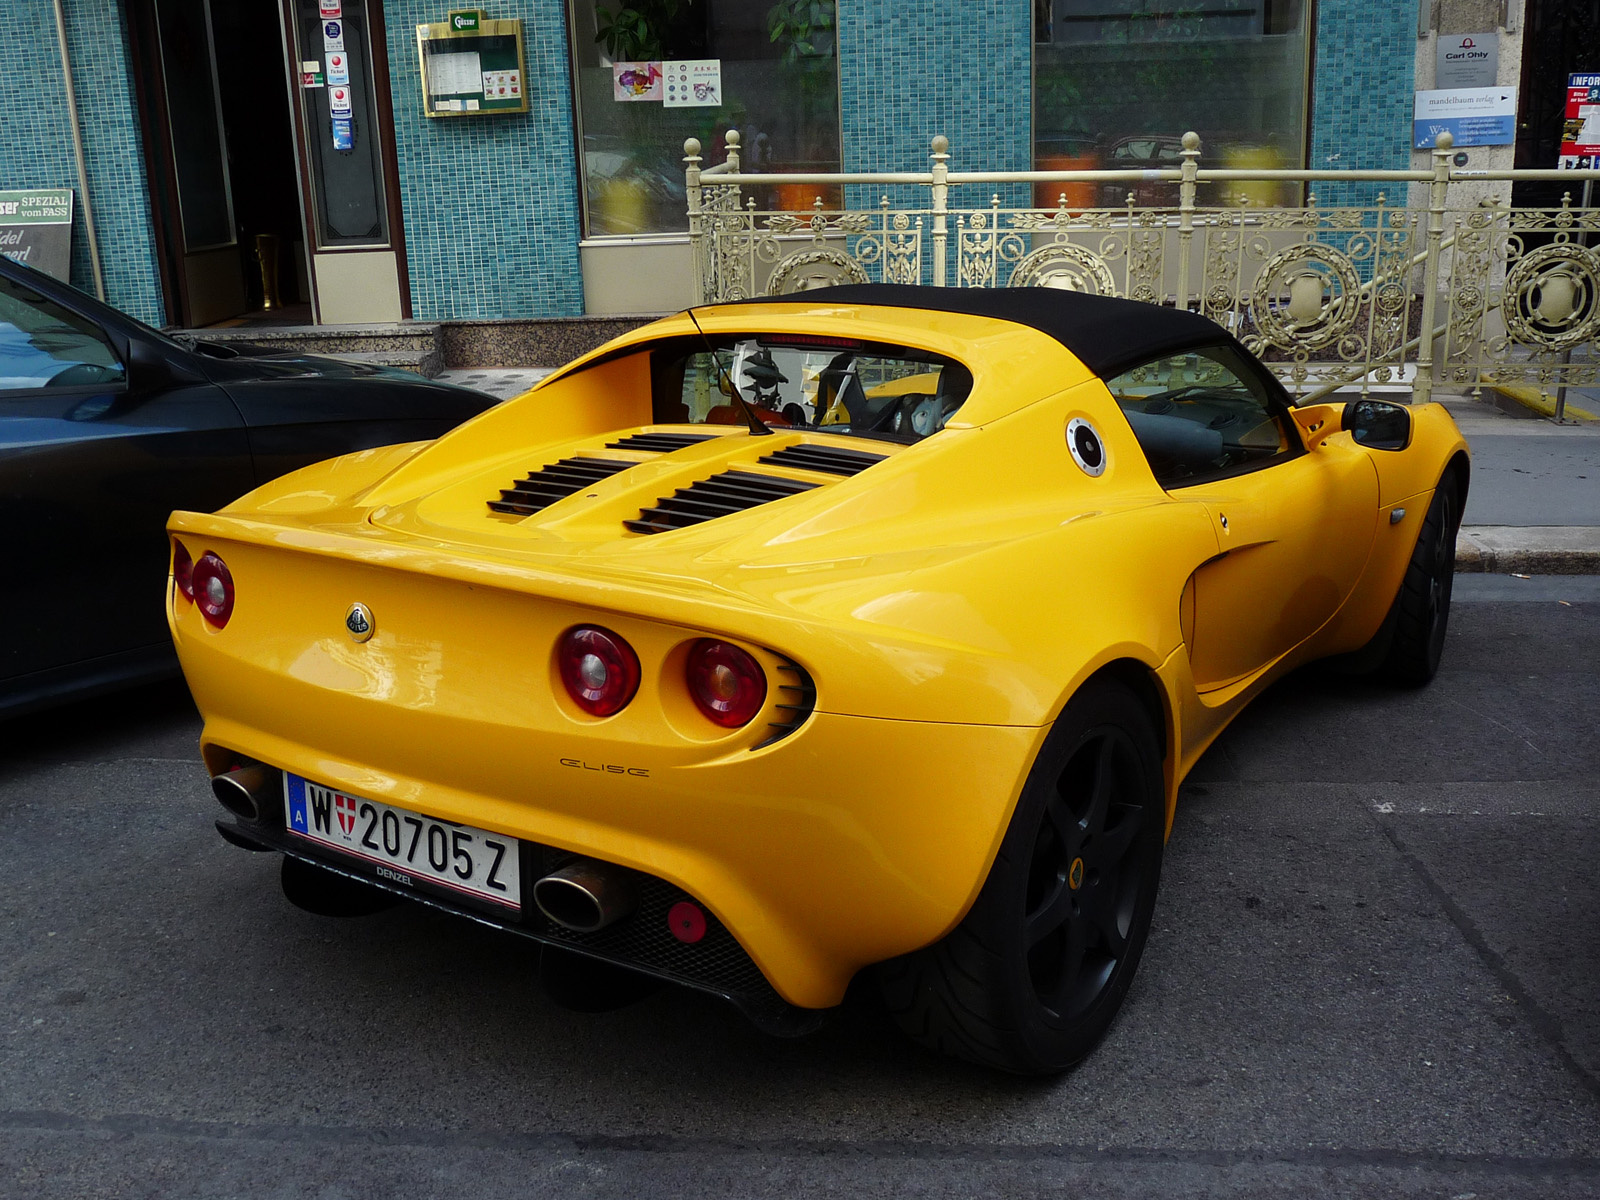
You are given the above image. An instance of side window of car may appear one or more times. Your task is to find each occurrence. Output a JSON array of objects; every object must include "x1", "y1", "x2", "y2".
[
  {"x1": 1104, "y1": 345, "x2": 1295, "y2": 488},
  {"x1": 0, "y1": 276, "x2": 126, "y2": 391}
]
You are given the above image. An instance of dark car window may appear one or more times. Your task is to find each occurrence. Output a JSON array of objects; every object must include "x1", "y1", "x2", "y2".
[
  {"x1": 1104, "y1": 344, "x2": 1296, "y2": 488},
  {"x1": 0, "y1": 275, "x2": 125, "y2": 391},
  {"x1": 655, "y1": 337, "x2": 971, "y2": 445}
]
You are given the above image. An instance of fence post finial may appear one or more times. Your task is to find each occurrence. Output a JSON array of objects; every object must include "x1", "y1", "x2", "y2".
[
  {"x1": 931, "y1": 136, "x2": 950, "y2": 287},
  {"x1": 684, "y1": 138, "x2": 705, "y2": 305},
  {"x1": 1175, "y1": 132, "x2": 1201, "y2": 310},
  {"x1": 1414, "y1": 130, "x2": 1454, "y2": 406}
]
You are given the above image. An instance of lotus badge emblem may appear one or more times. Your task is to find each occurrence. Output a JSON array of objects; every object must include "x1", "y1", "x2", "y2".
[{"x1": 345, "y1": 602, "x2": 374, "y2": 642}]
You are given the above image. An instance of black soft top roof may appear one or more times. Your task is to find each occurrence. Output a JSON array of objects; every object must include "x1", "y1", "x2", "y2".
[{"x1": 728, "y1": 283, "x2": 1235, "y2": 379}]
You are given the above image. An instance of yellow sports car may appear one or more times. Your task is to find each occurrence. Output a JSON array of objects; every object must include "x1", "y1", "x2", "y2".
[{"x1": 167, "y1": 285, "x2": 1469, "y2": 1073}]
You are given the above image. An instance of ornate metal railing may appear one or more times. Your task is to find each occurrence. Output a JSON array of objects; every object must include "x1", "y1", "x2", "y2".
[{"x1": 684, "y1": 131, "x2": 1600, "y2": 417}]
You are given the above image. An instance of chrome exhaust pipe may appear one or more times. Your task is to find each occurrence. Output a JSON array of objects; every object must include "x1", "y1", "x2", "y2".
[
  {"x1": 212, "y1": 762, "x2": 277, "y2": 822},
  {"x1": 533, "y1": 859, "x2": 637, "y2": 933}
]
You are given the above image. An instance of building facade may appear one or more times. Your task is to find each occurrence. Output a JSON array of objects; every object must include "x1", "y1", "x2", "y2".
[{"x1": 1, "y1": 1, "x2": 1555, "y2": 331}]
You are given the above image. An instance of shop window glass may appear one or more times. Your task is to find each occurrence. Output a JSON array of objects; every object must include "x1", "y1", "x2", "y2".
[
  {"x1": 569, "y1": 0, "x2": 841, "y2": 237},
  {"x1": 1033, "y1": 0, "x2": 1310, "y2": 207}
]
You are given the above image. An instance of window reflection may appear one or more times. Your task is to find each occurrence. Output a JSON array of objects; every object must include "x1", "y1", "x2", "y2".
[
  {"x1": 1033, "y1": 0, "x2": 1310, "y2": 207},
  {"x1": 569, "y1": 0, "x2": 842, "y2": 236}
]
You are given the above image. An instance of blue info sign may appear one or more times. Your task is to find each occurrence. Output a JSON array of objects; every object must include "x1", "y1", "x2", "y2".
[{"x1": 1413, "y1": 87, "x2": 1517, "y2": 148}]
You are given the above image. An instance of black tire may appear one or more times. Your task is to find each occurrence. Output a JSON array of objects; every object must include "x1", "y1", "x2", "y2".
[
  {"x1": 878, "y1": 678, "x2": 1166, "y2": 1073},
  {"x1": 1382, "y1": 476, "x2": 1460, "y2": 686}
]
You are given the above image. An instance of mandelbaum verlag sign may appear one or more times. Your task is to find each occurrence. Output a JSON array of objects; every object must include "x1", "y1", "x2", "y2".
[{"x1": 1413, "y1": 87, "x2": 1516, "y2": 149}]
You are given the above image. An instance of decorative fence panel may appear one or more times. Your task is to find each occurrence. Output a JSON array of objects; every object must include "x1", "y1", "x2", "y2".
[{"x1": 683, "y1": 130, "x2": 1600, "y2": 417}]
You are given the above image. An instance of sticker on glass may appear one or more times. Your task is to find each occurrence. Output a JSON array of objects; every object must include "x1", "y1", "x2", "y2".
[
  {"x1": 663, "y1": 59, "x2": 721, "y2": 108},
  {"x1": 612, "y1": 61, "x2": 661, "y2": 102}
]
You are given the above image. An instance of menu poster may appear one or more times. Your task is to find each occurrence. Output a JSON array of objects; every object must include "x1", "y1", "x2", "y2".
[{"x1": 663, "y1": 59, "x2": 721, "y2": 108}]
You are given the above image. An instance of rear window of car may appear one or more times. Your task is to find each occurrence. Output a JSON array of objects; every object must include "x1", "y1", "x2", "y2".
[{"x1": 653, "y1": 336, "x2": 973, "y2": 445}]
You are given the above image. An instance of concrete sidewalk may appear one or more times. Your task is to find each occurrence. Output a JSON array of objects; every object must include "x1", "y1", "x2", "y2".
[
  {"x1": 1440, "y1": 396, "x2": 1600, "y2": 572},
  {"x1": 436, "y1": 372, "x2": 1600, "y2": 573}
]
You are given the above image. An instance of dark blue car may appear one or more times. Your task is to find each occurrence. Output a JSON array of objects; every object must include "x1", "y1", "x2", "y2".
[{"x1": 0, "y1": 255, "x2": 494, "y2": 716}]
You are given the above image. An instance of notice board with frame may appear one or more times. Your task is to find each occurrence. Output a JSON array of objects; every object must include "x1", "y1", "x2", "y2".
[{"x1": 416, "y1": 10, "x2": 528, "y2": 117}]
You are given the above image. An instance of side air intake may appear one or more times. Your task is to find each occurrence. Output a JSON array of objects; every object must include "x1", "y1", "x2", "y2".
[
  {"x1": 625, "y1": 471, "x2": 818, "y2": 535},
  {"x1": 753, "y1": 655, "x2": 817, "y2": 749}
]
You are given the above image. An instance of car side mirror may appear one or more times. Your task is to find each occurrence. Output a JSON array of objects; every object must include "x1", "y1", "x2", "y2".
[
  {"x1": 126, "y1": 335, "x2": 203, "y2": 391},
  {"x1": 1288, "y1": 401, "x2": 1344, "y2": 450},
  {"x1": 1342, "y1": 399, "x2": 1412, "y2": 451}
]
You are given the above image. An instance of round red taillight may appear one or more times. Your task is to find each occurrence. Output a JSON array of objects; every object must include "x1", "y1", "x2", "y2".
[
  {"x1": 686, "y1": 640, "x2": 766, "y2": 728},
  {"x1": 172, "y1": 541, "x2": 194, "y2": 603},
  {"x1": 558, "y1": 626, "x2": 641, "y2": 717},
  {"x1": 192, "y1": 552, "x2": 235, "y2": 628}
]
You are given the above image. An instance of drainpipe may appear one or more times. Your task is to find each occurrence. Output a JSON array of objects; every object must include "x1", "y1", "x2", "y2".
[{"x1": 52, "y1": 0, "x2": 107, "y2": 301}]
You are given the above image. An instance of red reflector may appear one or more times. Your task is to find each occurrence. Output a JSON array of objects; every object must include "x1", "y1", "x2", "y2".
[
  {"x1": 192, "y1": 552, "x2": 234, "y2": 628},
  {"x1": 172, "y1": 541, "x2": 194, "y2": 602},
  {"x1": 557, "y1": 626, "x2": 641, "y2": 717},
  {"x1": 667, "y1": 900, "x2": 706, "y2": 944},
  {"x1": 686, "y1": 639, "x2": 766, "y2": 728}
]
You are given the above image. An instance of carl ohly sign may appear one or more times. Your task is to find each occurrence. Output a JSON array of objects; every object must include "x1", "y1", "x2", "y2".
[
  {"x1": 1436, "y1": 32, "x2": 1498, "y2": 91},
  {"x1": 0, "y1": 190, "x2": 73, "y2": 280}
]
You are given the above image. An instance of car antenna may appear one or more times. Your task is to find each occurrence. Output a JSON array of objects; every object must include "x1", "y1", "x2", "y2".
[{"x1": 685, "y1": 305, "x2": 772, "y2": 437}]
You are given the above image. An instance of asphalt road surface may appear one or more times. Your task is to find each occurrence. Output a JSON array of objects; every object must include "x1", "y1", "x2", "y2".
[{"x1": 3, "y1": 577, "x2": 1597, "y2": 1198}]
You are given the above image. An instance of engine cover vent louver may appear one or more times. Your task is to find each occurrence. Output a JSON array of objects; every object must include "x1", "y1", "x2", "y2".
[
  {"x1": 757, "y1": 444, "x2": 886, "y2": 477},
  {"x1": 625, "y1": 470, "x2": 818, "y2": 535},
  {"x1": 753, "y1": 655, "x2": 817, "y2": 749},
  {"x1": 606, "y1": 432, "x2": 716, "y2": 453},
  {"x1": 489, "y1": 457, "x2": 634, "y2": 517}
]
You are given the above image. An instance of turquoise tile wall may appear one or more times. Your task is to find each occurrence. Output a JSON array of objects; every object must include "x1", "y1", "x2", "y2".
[
  {"x1": 381, "y1": 0, "x2": 584, "y2": 319},
  {"x1": 0, "y1": 1, "x2": 165, "y2": 324},
  {"x1": 1309, "y1": 0, "x2": 1417, "y2": 207},
  {"x1": 1, "y1": 2, "x2": 1421, "y2": 323},
  {"x1": 837, "y1": 0, "x2": 1032, "y2": 213}
]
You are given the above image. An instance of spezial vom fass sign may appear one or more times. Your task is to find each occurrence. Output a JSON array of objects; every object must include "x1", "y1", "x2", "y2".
[{"x1": 0, "y1": 190, "x2": 73, "y2": 280}]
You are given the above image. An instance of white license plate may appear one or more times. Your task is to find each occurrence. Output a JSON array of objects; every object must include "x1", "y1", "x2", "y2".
[{"x1": 283, "y1": 774, "x2": 521, "y2": 911}]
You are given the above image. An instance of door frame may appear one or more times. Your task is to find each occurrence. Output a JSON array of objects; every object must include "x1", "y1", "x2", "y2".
[
  {"x1": 276, "y1": 0, "x2": 413, "y2": 323},
  {"x1": 127, "y1": 0, "x2": 412, "y2": 327},
  {"x1": 125, "y1": 0, "x2": 196, "y2": 327}
]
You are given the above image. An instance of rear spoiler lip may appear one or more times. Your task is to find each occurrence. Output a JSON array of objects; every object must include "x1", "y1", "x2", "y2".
[{"x1": 166, "y1": 506, "x2": 826, "y2": 647}]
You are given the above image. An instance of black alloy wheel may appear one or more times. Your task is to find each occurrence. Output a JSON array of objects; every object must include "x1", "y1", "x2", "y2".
[
  {"x1": 1024, "y1": 725, "x2": 1149, "y2": 1023},
  {"x1": 879, "y1": 678, "x2": 1165, "y2": 1073}
]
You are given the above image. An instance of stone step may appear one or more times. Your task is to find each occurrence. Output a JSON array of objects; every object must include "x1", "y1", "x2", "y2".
[
  {"x1": 320, "y1": 349, "x2": 434, "y2": 374},
  {"x1": 174, "y1": 322, "x2": 443, "y2": 377}
]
